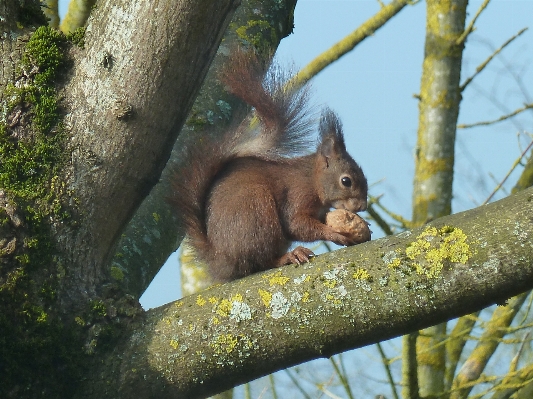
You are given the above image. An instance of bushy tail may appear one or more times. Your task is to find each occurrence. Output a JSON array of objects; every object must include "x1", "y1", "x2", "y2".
[
  {"x1": 219, "y1": 48, "x2": 315, "y2": 158},
  {"x1": 171, "y1": 49, "x2": 314, "y2": 262}
]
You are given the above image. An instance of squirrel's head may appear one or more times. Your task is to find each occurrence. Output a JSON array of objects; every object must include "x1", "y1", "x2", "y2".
[{"x1": 316, "y1": 109, "x2": 368, "y2": 213}]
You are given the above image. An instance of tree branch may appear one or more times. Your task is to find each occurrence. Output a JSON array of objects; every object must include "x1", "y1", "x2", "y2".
[
  {"x1": 288, "y1": 0, "x2": 412, "y2": 89},
  {"x1": 82, "y1": 187, "x2": 533, "y2": 399},
  {"x1": 109, "y1": 0, "x2": 299, "y2": 299},
  {"x1": 59, "y1": 0, "x2": 239, "y2": 307}
]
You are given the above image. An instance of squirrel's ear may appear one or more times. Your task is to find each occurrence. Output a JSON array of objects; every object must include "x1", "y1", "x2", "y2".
[
  {"x1": 319, "y1": 137, "x2": 335, "y2": 162},
  {"x1": 319, "y1": 108, "x2": 346, "y2": 154}
]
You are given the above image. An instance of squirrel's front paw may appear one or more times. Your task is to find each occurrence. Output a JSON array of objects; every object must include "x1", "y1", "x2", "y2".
[{"x1": 277, "y1": 246, "x2": 315, "y2": 266}]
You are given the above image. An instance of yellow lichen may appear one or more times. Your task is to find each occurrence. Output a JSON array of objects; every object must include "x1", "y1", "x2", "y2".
[
  {"x1": 302, "y1": 292, "x2": 310, "y2": 303},
  {"x1": 211, "y1": 334, "x2": 238, "y2": 354},
  {"x1": 353, "y1": 268, "x2": 372, "y2": 281},
  {"x1": 264, "y1": 270, "x2": 290, "y2": 286},
  {"x1": 169, "y1": 339, "x2": 179, "y2": 349},
  {"x1": 215, "y1": 299, "x2": 232, "y2": 317},
  {"x1": 258, "y1": 289, "x2": 272, "y2": 307},
  {"x1": 405, "y1": 225, "x2": 472, "y2": 278},
  {"x1": 196, "y1": 295, "x2": 206, "y2": 306},
  {"x1": 212, "y1": 294, "x2": 245, "y2": 317},
  {"x1": 389, "y1": 258, "x2": 401, "y2": 268},
  {"x1": 323, "y1": 279, "x2": 337, "y2": 288},
  {"x1": 232, "y1": 294, "x2": 243, "y2": 302}
]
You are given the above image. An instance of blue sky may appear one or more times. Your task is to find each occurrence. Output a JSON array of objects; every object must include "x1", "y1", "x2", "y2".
[{"x1": 58, "y1": 1, "x2": 533, "y2": 309}]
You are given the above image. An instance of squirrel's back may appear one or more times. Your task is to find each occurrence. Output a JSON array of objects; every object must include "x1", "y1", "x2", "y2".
[
  {"x1": 170, "y1": 49, "x2": 368, "y2": 282},
  {"x1": 170, "y1": 50, "x2": 316, "y2": 279}
]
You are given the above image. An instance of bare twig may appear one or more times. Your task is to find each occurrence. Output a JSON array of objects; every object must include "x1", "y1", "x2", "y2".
[
  {"x1": 288, "y1": 0, "x2": 413, "y2": 89},
  {"x1": 284, "y1": 369, "x2": 313, "y2": 399},
  {"x1": 458, "y1": 103, "x2": 533, "y2": 129},
  {"x1": 377, "y1": 342, "x2": 400, "y2": 399},
  {"x1": 330, "y1": 356, "x2": 355, "y2": 399},
  {"x1": 367, "y1": 203, "x2": 394, "y2": 236},
  {"x1": 456, "y1": 0, "x2": 491, "y2": 45},
  {"x1": 460, "y1": 28, "x2": 528, "y2": 91},
  {"x1": 509, "y1": 332, "x2": 531, "y2": 373},
  {"x1": 483, "y1": 139, "x2": 533, "y2": 204},
  {"x1": 370, "y1": 195, "x2": 414, "y2": 229}
]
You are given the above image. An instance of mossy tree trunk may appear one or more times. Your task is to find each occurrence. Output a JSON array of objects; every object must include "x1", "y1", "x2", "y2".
[{"x1": 0, "y1": 0, "x2": 238, "y2": 396}]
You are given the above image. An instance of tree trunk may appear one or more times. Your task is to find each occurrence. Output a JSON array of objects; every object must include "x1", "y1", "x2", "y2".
[
  {"x1": 411, "y1": 1, "x2": 468, "y2": 396},
  {"x1": 0, "y1": 0, "x2": 237, "y2": 397}
]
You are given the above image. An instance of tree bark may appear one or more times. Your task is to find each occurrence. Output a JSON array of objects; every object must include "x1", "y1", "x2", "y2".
[
  {"x1": 80, "y1": 188, "x2": 533, "y2": 399},
  {"x1": 411, "y1": 1, "x2": 468, "y2": 395},
  {"x1": 0, "y1": 1, "x2": 238, "y2": 397},
  {"x1": 58, "y1": 0, "x2": 238, "y2": 310}
]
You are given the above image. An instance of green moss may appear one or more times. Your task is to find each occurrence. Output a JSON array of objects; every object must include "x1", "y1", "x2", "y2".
[
  {"x1": 0, "y1": 26, "x2": 88, "y2": 398},
  {"x1": 110, "y1": 265, "x2": 125, "y2": 281},
  {"x1": 66, "y1": 27, "x2": 86, "y2": 48},
  {"x1": 235, "y1": 19, "x2": 278, "y2": 52},
  {"x1": 90, "y1": 300, "x2": 108, "y2": 319}
]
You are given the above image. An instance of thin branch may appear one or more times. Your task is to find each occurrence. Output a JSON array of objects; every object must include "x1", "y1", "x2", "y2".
[
  {"x1": 42, "y1": 0, "x2": 59, "y2": 28},
  {"x1": 456, "y1": 0, "x2": 491, "y2": 45},
  {"x1": 377, "y1": 342, "x2": 400, "y2": 399},
  {"x1": 509, "y1": 332, "x2": 531, "y2": 373},
  {"x1": 367, "y1": 203, "x2": 394, "y2": 236},
  {"x1": 59, "y1": 0, "x2": 97, "y2": 34},
  {"x1": 284, "y1": 369, "x2": 313, "y2": 399},
  {"x1": 288, "y1": 0, "x2": 413, "y2": 89},
  {"x1": 402, "y1": 332, "x2": 420, "y2": 399},
  {"x1": 370, "y1": 194, "x2": 414, "y2": 229},
  {"x1": 460, "y1": 28, "x2": 528, "y2": 91},
  {"x1": 330, "y1": 356, "x2": 355, "y2": 399},
  {"x1": 458, "y1": 103, "x2": 533, "y2": 129},
  {"x1": 483, "y1": 139, "x2": 533, "y2": 204},
  {"x1": 451, "y1": 293, "x2": 529, "y2": 399},
  {"x1": 445, "y1": 312, "x2": 480, "y2": 391},
  {"x1": 269, "y1": 374, "x2": 278, "y2": 399},
  {"x1": 488, "y1": 362, "x2": 533, "y2": 399}
]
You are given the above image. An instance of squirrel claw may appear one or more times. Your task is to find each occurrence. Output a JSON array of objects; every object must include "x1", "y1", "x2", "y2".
[{"x1": 277, "y1": 246, "x2": 315, "y2": 266}]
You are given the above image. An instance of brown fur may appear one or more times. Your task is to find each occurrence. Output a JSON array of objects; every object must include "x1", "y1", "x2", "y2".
[{"x1": 170, "y1": 50, "x2": 368, "y2": 282}]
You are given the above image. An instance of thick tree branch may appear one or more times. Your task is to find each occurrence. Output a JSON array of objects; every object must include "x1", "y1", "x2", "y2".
[
  {"x1": 59, "y1": 0, "x2": 96, "y2": 33},
  {"x1": 109, "y1": 0, "x2": 298, "y2": 299},
  {"x1": 58, "y1": 0, "x2": 238, "y2": 307},
  {"x1": 82, "y1": 188, "x2": 533, "y2": 399}
]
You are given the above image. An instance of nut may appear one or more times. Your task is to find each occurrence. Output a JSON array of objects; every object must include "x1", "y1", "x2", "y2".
[{"x1": 325, "y1": 209, "x2": 371, "y2": 244}]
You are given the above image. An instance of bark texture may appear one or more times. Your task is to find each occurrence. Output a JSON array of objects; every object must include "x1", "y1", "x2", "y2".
[
  {"x1": 411, "y1": 1, "x2": 468, "y2": 396},
  {"x1": 81, "y1": 188, "x2": 533, "y2": 399},
  {"x1": 59, "y1": 0, "x2": 238, "y2": 309},
  {"x1": 0, "y1": 1, "x2": 238, "y2": 397}
]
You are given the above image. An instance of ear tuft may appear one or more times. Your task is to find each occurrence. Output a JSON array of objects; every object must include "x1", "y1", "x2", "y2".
[{"x1": 319, "y1": 108, "x2": 346, "y2": 156}]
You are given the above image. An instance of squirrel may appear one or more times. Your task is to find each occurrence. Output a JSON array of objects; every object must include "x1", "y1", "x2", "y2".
[{"x1": 170, "y1": 50, "x2": 368, "y2": 282}]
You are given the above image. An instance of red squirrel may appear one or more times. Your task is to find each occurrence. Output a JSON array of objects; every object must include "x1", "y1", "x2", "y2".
[{"x1": 171, "y1": 50, "x2": 368, "y2": 282}]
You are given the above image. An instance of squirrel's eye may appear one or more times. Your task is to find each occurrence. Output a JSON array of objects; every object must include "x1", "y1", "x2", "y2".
[{"x1": 341, "y1": 176, "x2": 352, "y2": 187}]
